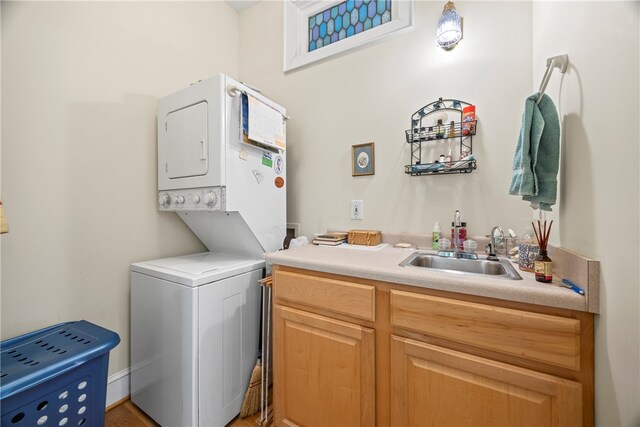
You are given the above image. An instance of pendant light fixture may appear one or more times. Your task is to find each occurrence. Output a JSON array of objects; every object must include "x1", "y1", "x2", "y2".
[{"x1": 436, "y1": 1, "x2": 463, "y2": 50}]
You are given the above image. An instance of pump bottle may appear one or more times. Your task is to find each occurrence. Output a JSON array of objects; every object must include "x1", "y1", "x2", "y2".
[{"x1": 432, "y1": 222, "x2": 441, "y2": 250}]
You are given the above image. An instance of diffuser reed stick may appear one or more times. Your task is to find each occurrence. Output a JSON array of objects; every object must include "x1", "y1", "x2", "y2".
[
  {"x1": 532, "y1": 220, "x2": 553, "y2": 250},
  {"x1": 532, "y1": 220, "x2": 553, "y2": 282}
]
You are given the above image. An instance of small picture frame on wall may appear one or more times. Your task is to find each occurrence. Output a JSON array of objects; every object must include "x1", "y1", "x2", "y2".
[{"x1": 352, "y1": 142, "x2": 375, "y2": 177}]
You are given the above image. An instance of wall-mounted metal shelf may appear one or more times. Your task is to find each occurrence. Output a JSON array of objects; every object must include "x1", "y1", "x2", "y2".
[{"x1": 404, "y1": 98, "x2": 477, "y2": 176}]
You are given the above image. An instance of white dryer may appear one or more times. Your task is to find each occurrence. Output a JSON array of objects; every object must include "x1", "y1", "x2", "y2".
[
  {"x1": 131, "y1": 74, "x2": 287, "y2": 427},
  {"x1": 130, "y1": 252, "x2": 263, "y2": 427}
]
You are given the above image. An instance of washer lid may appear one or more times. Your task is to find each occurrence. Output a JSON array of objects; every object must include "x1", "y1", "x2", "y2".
[
  {"x1": 132, "y1": 252, "x2": 264, "y2": 286},
  {"x1": 147, "y1": 252, "x2": 254, "y2": 274}
]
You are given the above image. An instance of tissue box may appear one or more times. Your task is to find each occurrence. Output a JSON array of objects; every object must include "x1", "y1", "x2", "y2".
[
  {"x1": 518, "y1": 243, "x2": 540, "y2": 272},
  {"x1": 348, "y1": 230, "x2": 382, "y2": 246}
]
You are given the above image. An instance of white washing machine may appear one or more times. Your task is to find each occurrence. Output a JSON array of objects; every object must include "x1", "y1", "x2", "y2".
[
  {"x1": 130, "y1": 252, "x2": 263, "y2": 427},
  {"x1": 131, "y1": 74, "x2": 287, "y2": 426}
]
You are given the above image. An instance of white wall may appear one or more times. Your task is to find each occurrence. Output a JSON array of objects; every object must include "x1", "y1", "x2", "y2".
[
  {"x1": 0, "y1": 5, "x2": 3, "y2": 275},
  {"x1": 240, "y1": 1, "x2": 535, "y2": 239},
  {"x1": 2, "y1": 2, "x2": 638, "y2": 423},
  {"x1": 532, "y1": 2, "x2": 640, "y2": 425},
  {"x1": 239, "y1": 1, "x2": 640, "y2": 425},
  {"x1": 0, "y1": 1, "x2": 240, "y2": 374}
]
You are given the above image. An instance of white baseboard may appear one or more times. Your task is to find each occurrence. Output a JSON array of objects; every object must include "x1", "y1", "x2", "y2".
[{"x1": 106, "y1": 367, "x2": 130, "y2": 407}]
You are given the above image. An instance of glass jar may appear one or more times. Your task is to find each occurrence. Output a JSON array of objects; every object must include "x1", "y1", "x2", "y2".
[{"x1": 534, "y1": 250, "x2": 553, "y2": 282}]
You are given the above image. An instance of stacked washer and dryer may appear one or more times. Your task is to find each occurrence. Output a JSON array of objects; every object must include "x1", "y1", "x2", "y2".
[{"x1": 130, "y1": 74, "x2": 287, "y2": 427}]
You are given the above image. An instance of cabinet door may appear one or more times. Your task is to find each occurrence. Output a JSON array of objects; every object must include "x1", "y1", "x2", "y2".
[
  {"x1": 274, "y1": 305, "x2": 375, "y2": 427},
  {"x1": 391, "y1": 336, "x2": 582, "y2": 427}
]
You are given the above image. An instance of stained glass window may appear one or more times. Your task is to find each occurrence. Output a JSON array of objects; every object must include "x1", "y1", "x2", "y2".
[{"x1": 308, "y1": 0, "x2": 392, "y2": 52}]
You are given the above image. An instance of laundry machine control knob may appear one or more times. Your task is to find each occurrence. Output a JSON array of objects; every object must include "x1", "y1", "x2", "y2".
[
  {"x1": 192, "y1": 195, "x2": 201, "y2": 204},
  {"x1": 204, "y1": 192, "x2": 217, "y2": 206},
  {"x1": 158, "y1": 194, "x2": 171, "y2": 207},
  {"x1": 175, "y1": 196, "x2": 185, "y2": 205}
]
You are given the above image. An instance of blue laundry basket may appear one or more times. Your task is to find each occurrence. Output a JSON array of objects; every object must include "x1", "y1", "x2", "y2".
[{"x1": 0, "y1": 320, "x2": 120, "y2": 427}]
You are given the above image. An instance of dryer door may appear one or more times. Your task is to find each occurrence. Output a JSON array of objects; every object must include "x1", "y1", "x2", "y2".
[
  {"x1": 157, "y1": 75, "x2": 225, "y2": 191},
  {"x1": 166, "y1": 102, "x2": 208, "y2": 179}
]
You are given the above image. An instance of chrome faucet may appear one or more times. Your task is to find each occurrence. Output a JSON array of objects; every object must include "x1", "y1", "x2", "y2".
[
  {"x1": 486, "y1": 226, "x2": 503, "y2": 261},
  {"x1": 437, "y1": 209, "x2": 477, "y2": 260},
  {"x1": 453, "y1": 210, "x2": 462, "y2": 253}
]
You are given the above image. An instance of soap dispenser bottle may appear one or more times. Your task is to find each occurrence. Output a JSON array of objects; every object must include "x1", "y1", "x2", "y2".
[
  {"x1": 436, "y1": 119, "x2": 444, "y2": 139},
  {"x1": 432, "y1": 221, "x2": 441, "y2": 250}
]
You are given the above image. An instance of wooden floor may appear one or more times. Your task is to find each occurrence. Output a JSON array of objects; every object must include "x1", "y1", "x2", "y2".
[
  {"x1": 105, "y1": 399, "x2": 264, "y2": 427},
  {"x1": 105, "y1": 400, "x2": 158, "y2": 427}
]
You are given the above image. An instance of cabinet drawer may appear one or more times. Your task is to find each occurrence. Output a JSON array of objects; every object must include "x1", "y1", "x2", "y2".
[
  {"x1": 274, "y1": 270, "x2": 375, "y2": 321},
  {"x1": 390, "y1": 290, "x2": 580, "y2": 370}
]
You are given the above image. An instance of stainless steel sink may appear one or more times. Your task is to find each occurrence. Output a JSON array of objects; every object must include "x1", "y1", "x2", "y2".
[{"x1": 400, "y1": 252, "x2": 522, "y2": 280}]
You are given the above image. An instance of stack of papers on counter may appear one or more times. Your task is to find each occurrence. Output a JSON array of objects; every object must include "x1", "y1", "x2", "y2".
[{"x1": 312, "y1": 233, "x2": 348, "y2": 246}]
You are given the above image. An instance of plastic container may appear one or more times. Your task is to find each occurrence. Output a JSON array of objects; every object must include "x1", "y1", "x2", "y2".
[
  {"x1": 435, "y1": 119, "x2": 444, "y2": 139},
  {"x1": 451, "y1": 222, "x2": 467, "y2": 246},
  {"x1": 444, "y1": 149, "x2": 452, "y2": 169},
  {"x1": 1, "y1": 320, "x2": 120, "y2": 427},
  {"x1": 432, "y1": 222, "x2": 441, "y2": 250}
]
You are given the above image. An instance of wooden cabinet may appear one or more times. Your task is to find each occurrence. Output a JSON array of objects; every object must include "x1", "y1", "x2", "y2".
[
  {"x1": 272, "y1": 266, "x2": 593, "y2": 427},
  {"x1": 273, "y1": 269, "x2": 377, "y2": 426},
  {"x1": 274, "y1": 306, "x2": 375, "y2": 427},
  {"x1": 390, "y1": 290, "x2": 581, "y2": 370},
  {"x1": 391, "y1": 336, "x2": 582, "y2": 427},
  {"x1": 275, "y1": 269, "x2": 375, "y2": 321}
]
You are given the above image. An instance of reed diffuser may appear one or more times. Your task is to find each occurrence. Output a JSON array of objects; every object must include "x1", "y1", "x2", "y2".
[{"x1": 532, "y1": 220, "x2": 553, "y2": 283}]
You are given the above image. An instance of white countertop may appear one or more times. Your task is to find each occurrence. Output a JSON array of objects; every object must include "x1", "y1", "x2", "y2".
[{"x1": 266, "y1": 243, "x2": 593, "y2": 313}]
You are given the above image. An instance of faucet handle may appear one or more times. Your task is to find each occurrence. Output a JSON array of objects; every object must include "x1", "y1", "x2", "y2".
[{"x1": 486, "y1": 242, "x2": 499, "y2": 261}]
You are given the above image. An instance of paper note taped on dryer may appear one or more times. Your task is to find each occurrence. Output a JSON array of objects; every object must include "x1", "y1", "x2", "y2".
[
  {"x1": 0, "y1": 201, "x2": 8, "y2": 234},
  {"x1": 247, "y1": 95, "x2": 286, "y2": 150}
]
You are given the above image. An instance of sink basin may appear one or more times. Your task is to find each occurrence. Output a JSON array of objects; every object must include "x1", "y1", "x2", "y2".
[{"x1": 400, "y1": 252, "x2": 522, "y2": 280}]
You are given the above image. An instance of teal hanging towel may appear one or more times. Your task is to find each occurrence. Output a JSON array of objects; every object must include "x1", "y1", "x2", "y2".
[{"x1": 509, "y1": 93, "x2": 560, "y2": 211}]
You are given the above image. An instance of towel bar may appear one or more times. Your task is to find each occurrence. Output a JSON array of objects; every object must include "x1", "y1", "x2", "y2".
[
  {"x1": 227, "y1": 84, "x2": 290, "y2": 120},
  {"x1": 536, "y1": 54, "x2": 569, "y2": 105}
]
